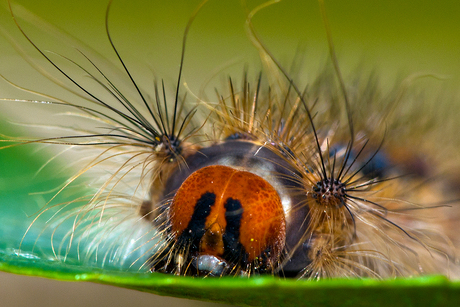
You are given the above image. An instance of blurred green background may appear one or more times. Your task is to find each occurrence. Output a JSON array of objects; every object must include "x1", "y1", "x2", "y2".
[{"x1": 1, "y1": 0, "x2": 460, "y2": 306}]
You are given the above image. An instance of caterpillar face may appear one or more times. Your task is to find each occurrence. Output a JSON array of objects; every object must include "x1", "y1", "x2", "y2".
[
  {"x1": 1, "y1": 0, "x2": 460, "y2": 284},
  {"x1": 163, "y1": 164, "x2": 286, "y2": 276}
]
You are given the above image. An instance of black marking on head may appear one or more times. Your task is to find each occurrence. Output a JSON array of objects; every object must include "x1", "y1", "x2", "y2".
[
  {"x1": 177, "y1": 192, "x2": 216, "y2": 252},
  {"x1": 222, "y1": 198, "x2": 247, "y2": 266}
]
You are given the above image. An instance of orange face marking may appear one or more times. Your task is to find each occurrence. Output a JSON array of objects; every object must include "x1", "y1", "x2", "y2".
[{"x1": 169, "y1": 165, "x2": 286, "y2": 264}]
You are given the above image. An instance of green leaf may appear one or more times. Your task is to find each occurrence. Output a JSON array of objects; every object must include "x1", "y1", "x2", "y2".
[{"x1": 1, "y1": 251, "x2": 460, "y2": 307}]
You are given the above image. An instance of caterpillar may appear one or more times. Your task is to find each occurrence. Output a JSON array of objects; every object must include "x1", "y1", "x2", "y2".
[{"x1": 1, "y1": 0, "x2": 459, "y2": 290}]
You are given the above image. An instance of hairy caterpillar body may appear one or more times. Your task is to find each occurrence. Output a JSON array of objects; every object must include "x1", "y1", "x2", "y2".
[{"x1": 1, "y1": 0, "x2": 460, "y2": 284}]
